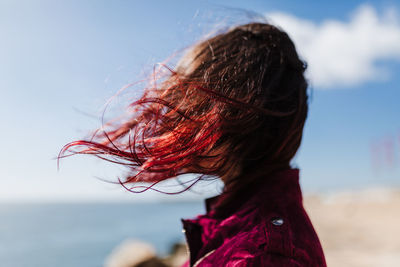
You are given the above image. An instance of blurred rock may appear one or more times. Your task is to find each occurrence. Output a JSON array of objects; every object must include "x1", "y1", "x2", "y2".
[
  {"x1": 163, "y1": 243, "x2": 188, "y2": 267},
  {"x1": 104, "y1": 239, "x2": 166, "y2": 267},
  {"x1": 135, "y1": 258, "x2": 168, "y2": 267}
]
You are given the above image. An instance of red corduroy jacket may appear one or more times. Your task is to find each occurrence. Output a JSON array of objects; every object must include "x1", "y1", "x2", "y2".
[{"x1": 181, "y1": 169, "x2": 327, "y2": 266}]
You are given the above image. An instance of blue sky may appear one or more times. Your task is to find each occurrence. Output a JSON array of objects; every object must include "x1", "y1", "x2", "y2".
[{"x1": 1, "y1": 0, "x2": 399, "y2": 202}]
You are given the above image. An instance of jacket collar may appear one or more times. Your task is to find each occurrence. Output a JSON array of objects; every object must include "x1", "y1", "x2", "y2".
[{"x1": 205, "y1": 168, "x2": 301, "y2": 219}]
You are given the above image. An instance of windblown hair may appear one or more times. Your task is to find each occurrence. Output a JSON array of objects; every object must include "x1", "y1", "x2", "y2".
[{"x1": 59, "y1": 23, "x2": 308, "y2": 199}]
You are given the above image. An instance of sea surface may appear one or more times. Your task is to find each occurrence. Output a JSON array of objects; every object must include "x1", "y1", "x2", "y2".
[{"x1": 0, "y1": 202, "x2": 204, "y2": 267}]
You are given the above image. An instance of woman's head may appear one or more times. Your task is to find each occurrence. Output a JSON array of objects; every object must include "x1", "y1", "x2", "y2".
[{"x1": 60, "y1": 22, "x2": 308, "y2": 193}]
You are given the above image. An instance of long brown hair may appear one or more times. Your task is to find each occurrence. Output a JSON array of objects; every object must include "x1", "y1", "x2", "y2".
[{"x1": 59, "y1": 22, "x2": 308, "y2": 204}]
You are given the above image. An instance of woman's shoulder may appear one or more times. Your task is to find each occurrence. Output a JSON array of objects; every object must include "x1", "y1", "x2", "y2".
[
  {"x1": 192, "y1": 203, "x2": 326, "y2": 266},
  {"x1": 183, "y1": 169, "x2": 327, "y2": 266}
]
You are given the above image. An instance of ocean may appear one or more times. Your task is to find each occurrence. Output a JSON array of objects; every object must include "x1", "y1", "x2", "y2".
[{"x1": 0, "y1": 202, "x2": 204, "y2": 267}]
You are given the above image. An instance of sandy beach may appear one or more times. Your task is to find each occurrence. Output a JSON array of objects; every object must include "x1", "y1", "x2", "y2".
[{"x1": 304, "y1": 188, "x2": 400, "y2": 267}]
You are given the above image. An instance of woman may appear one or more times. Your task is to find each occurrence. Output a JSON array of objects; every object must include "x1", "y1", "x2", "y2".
[{"x1": 60, "y1": 22, "x2": 327, "y2": 266}]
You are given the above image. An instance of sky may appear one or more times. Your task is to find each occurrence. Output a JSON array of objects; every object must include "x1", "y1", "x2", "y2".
[{"x1": 1, "y1": 0, "x2": 399, "y2": 202}]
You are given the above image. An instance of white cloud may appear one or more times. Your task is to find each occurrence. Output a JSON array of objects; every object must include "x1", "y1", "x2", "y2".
[{"x1": 266, "y1": 5, "x2": 400, "y2": 89}]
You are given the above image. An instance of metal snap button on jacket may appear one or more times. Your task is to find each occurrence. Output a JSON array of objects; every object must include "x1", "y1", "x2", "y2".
[{"x1": 270, "y1": 216, "x2": 284, "y2": 226}]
